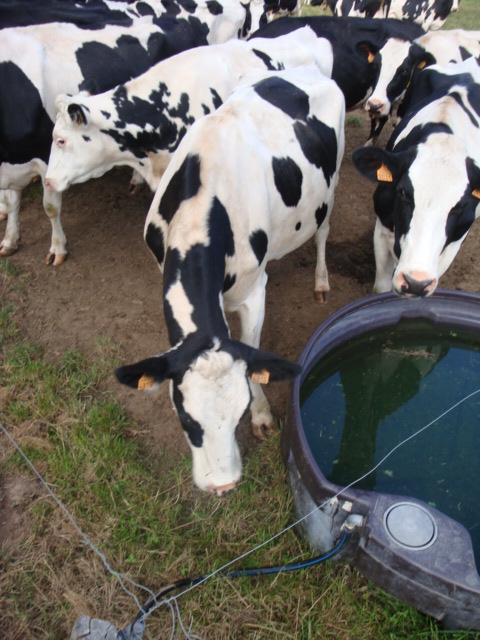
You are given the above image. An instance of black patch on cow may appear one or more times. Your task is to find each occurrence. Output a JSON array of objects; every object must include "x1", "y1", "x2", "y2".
[
  {"x1": 206, "y1": 0, "x2": 224, "y2": 15},
  {"x1": 315, "y1": 203, "x2": 329, "y2": 228},
  {"x1": 223, "y1": 273, "x2": 236, "y2": 292},
  {"x1": 272, "y1": 156, "x2": 303, "y2": 207},
  {"x1": 159, "y1": 154, "x2": 202, "y2": 225},
  {"x1": 101, "y1": 110, "x2": 111, "y2": 119},
  {"x1": 255, "y1": 77, "x2": 310, "y2": 120},
  {"x1": 0, "y1": 61, "x2": 53, "y2": 164},
  {"x1": 295, "y1": 222, "x2": 301, "y2": 231},
  {"x1": 294, "y1": 117, "x2": 338, "y2": 186},
  {"x1": 208, "y1": 197, "x2": 235, "y2": 257},
  {"x1": 392, "y1": 174, "x2": 415, "y2": 259},
  {"x1": 82, "y1": 135, "x2": 91, "y2": 142},
  {"x1": 444, "y1": 188, "x2": 476, "y2": 247},
  {"x1": 459, "y1": 46, "x2": 472, "y2": 62},
  {"x1": 449, "y1": 90, "x2": 479, "y2": 128},
  {"x1": 251, "y1": 49, "x2": 278, "y2": 71},
  {"x1": 210, "y1": 88, "x2": 223, "y2": 110},
  {"x1": 133, "y1": 1, "x2": 156, "y2": 16},
  {"x1": 163, "y1": 248, "x2": 184, "y2": 345},
  {"x1": 145, "y1": 221, "x2": 166, "y2": 266},
  {"x1": 392, "y1": 121, "x2": 453, "y2": 153},
  {"x1": 250, "y1": 230, "x2": 268, "y2": 265},
  {"x1": 104, "y1": 82, "x2": 198, "y2": 158},
  {"x1": 176, "y1": 0, "x2": 199, "y2": 14},
  {"x1": 172, "y1": 385, "x2": 204, "y2": 447}
]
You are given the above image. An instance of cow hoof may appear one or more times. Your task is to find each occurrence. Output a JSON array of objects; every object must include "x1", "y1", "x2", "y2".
[
  {"x1": 0, "y1": 244, "x2": 18, "y2": 257},
  {"x1": 46, "y1": 252, "x2": 68, "y2": 266},
  {"x1": 253, "y1": 421, "x2": 275, "y2": 441},
  {"x1": 314, "y1": 290, "x2": 329, "y2": 304},
  {"x1": 128, "y1": 183, "x2": 144, "y2": 196}
]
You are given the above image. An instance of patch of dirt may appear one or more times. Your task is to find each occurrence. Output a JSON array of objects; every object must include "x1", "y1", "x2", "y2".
[{"x1": 2, "y1": 111, "x2": 480, "y2": 545}]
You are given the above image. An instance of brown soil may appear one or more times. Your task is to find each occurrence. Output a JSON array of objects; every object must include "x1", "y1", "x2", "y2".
[{"x1": 2, "y1": 111, "x2": 480, "y2": 546}]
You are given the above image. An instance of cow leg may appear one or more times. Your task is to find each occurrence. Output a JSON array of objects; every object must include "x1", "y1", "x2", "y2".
[
  {"x1": 235, "y1": 273, "x2": 274, "y2": 439},
  {"x1": 0, "y1": 189, "x2": 16, "y2": 222},
  {"x1": 373, "y1": 218, "x2": 395, "y2": 293},
  {"x1": 42, "y1": 185, "x2": 67, "y2": 266},
  {"x1": 0, "y1": 189, "x2": 21, "y2": 256},
  {"x1": 314, "y1": 216, "x2": 331, "y2": 303}
]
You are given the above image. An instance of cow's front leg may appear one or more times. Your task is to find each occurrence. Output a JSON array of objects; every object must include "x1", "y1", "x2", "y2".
[
  {"x1": 42, "y1": 187, "x2": 67, "y2": 266},
  {"x1": 373, "y1": 218, "x2": 395, "y2": 293},
  {"x1": 235, "y1": 274, "x2": 273, "y2": 439},
  {"x1": 0, "y1": 189, "x2": 21, "y2": 256},
  {"x1": 314, "y1": 212, "x2": 331, "y2": 303},
  {"x1": 0, "y1": 189, "x2": 16, "y2": 222}
]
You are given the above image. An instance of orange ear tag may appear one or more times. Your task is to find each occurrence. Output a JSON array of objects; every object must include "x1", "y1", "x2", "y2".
[
  {"x1": 251, "y1": 370, "x2": 270, "y2": 385},
  {"x1": 138, "y1": 374, "x2": 155, "y2": 390},
  {"x1": 377, "y1": 163, "x2": 393, "y2": 182},
  {"x1": 417, "y1": 60, "x2": 427, "y2": 70},
  {"x1": 368, "y1": 51, "x2": 375, "y2": 63},
  {"x1": 472, "y1": 189, "x2": 480, "y2": 200}
]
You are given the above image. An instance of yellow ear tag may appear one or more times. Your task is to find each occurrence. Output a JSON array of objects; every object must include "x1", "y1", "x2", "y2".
[
  {"x1": 417, "y1": 60, "x2": 427, "y2": 70},
  {"x1": 368, "y1": 51, "x2": 375, "y2": 63},
  {"x1": 377, "y1": 163, "x2": 393, "y2": 182},
  {"x1": 251, "y1": 370, "x2": 270, "y2": 385},
  {"x1": 472, "y1": 188, "x2": 480, "y2": 200},
  {"x1": 138, "y1": 374, "x2": 155, "y2": 390}
]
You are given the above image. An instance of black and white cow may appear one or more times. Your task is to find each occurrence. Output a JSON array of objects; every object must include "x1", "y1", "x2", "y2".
[
  {"x1": 0, "y1": 17, "x2": 209, "y2": 264},
  {"x1": 312, "y1": 0, "x2": 460, "y2": 31},
  {"x1": 352, "y1": 57, "x2": 480, "y2": 297},
  {"x1": 249, "y1": 15, "x2": 425, "y2": 143},
  {"x1": 115, "y1": 64, "x2": 345, "y2": 494},
  {"x1": 44, "y1": 28, "x2": 334, "y2": 250},
  {"x1": 366, "y1": 29, "x2": 480, "y2": 129}
]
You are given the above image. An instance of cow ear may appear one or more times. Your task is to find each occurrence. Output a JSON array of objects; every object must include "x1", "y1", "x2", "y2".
[
  {"x1": 67, "y1": 103, "x2": 87, "y2": 126},
  {"x1": 351, "y1": 147, "x2": 397, "y2": 184},
  {"x1": 115, "y1": 355, "x2": 171, "y2": 390},
  {"x1": 467, "y1": 158, "x2": 480, "y2": 202},
  {"x1": 356, "y1": 41, "x2": 377, "y2": 63},
  {"x1": 247, "y1": 350, "x2": 302, "y2": 383}
]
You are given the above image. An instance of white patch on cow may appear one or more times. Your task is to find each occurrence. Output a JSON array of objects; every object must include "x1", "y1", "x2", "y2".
[
  {"x1": 176, "y1": 350, "x2": 247, "y2": 492},
  {"x1": 165, "y1": 280, "x2": 198, "y2": 336}
]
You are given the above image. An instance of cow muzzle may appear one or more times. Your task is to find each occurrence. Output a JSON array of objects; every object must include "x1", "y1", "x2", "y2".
[
  {"x1": 206, "y1": 481, "x2": 238, "y2": 497},
  {"x1": 393, "y1": 271, "x2": 437, "y2": 297},
  {"x1": 366, "y1": 99, "x2": 388, "y2": 118}
]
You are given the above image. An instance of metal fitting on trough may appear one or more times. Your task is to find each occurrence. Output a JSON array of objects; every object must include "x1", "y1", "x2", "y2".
[{"x1": 70, "y1": 615, "x2": 145, "y2": 640}]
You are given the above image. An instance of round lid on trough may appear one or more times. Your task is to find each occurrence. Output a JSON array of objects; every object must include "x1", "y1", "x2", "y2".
[{"x1": 383, "y1": 502, "x2": 437, "y2": 551}]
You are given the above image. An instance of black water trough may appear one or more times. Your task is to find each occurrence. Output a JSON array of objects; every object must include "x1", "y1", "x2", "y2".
[{"x1": 282, "y1": 291, "x2": 480, "y2": 631}]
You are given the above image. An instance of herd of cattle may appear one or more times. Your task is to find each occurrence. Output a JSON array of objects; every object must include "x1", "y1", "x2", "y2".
[{"x1": 1, "y1": 0, "x2": 479, "y2": 494}]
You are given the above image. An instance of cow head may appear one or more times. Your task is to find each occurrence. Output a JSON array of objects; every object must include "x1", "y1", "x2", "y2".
[
  {"x1": 115, "y1": 335, "x2": 301, "y2": 495},
  {"x1": 45, "y1": 93, "x2": 116, "y2": 193},
  {"x1": 366, "y1": 41, "x2": 435, "y2": 121},
  {"x1": 352, "y1": 140, "x2": 480, "y2": 297}
]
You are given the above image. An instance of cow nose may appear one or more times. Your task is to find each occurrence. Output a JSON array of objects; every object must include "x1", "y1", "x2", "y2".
[
  {"x1": 366, "y1": 99, "x2": 384, "y2": 116},
  {"x1": 44, "y1": 178, "x2": 55, "y2": 191},
  {"x1": 208, "y1": 481, "x2": 238, "y2": 497},
  {"x1": 396, "y1": 272, "x2": 435, "y2": 297}
]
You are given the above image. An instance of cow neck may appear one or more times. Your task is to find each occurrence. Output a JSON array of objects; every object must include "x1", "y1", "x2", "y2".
[{"x1": 162, "y1": 242, "x2": 231, "y2": 349}]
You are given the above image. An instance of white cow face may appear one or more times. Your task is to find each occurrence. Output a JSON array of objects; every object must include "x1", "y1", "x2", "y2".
[
  {"x1": 115, "y1": 338, "x2": 301, "y2": 494},
  {"x1": 45, "y1": 94, "x2": 115, "y2": 192},
  {"x1": 352, "y1": 136, "x2": 480, "y2": 297}
]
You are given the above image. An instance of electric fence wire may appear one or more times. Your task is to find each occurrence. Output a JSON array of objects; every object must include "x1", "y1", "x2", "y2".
[{"x1": 2, "y1": 386, "x2": 480, "y2": 637}]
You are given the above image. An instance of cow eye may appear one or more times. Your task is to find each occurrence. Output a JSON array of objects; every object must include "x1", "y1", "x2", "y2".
[{"x1": 56, "y1": 138, "x2": 66, "y2": 148}]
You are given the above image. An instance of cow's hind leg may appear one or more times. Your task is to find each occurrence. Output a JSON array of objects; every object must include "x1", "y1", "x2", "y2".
[{"x1": 42, "y1": 186, "x2": 66, "y2": 266}]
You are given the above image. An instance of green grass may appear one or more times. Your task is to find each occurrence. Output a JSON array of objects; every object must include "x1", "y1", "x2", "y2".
[{"x1": 1, "y1": 258, "x2": 480, "y2": 637}]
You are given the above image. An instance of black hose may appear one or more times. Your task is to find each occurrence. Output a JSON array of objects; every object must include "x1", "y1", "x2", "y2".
[{"x1": 134, "y1": 529, "x2": 349, "y2": 623}]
